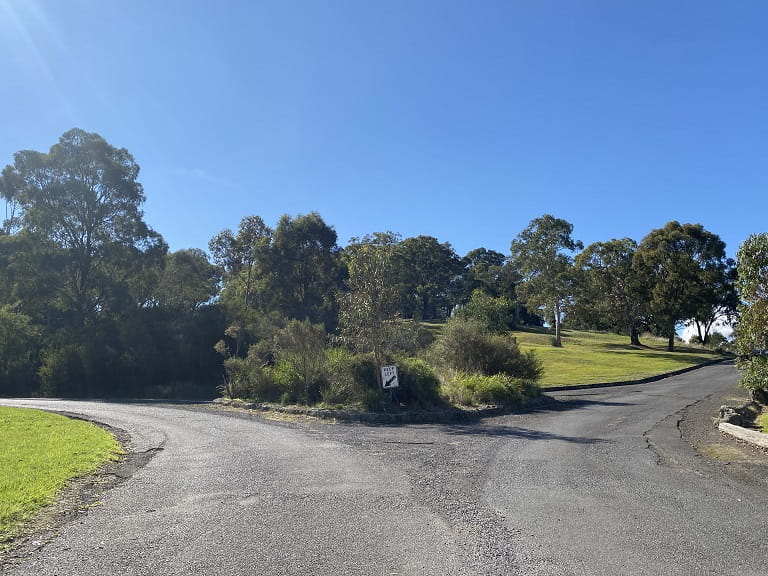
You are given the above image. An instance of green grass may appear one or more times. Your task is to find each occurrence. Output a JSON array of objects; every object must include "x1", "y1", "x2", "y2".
[
  {"x1": 511, "y1": 328, "x2": 726, "y2": 388},
  {"x1": 0, "y1": 407, "x2": 122, "y2": 545},
  {"x1": 757, "y1": 413, "x2": 768, "y2": 434}
]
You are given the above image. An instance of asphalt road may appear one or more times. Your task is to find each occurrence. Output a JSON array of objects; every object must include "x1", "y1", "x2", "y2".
[{"x1": 2, "y1": 362, "x2": 767, "y2": 575}]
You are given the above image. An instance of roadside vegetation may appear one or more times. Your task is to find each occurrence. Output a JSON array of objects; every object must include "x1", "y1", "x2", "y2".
[
  {"x1": 757, "y1": 413, "x2": 768, "y2": 434},
  {"x1": 0, "y1": 130, "x2": 750, "y2": 407},
  {"x1": 734, "y1": 233, "x2": 768, "y2": 404},
  {"x1": 0, "y1": 407, "x2": 122, "y2": 546}
]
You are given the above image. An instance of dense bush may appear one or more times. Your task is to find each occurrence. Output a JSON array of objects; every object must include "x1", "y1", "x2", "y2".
[
  {"x1": 391, "y1": 356, "x2": 443, "y2": 408},
  {"x1": 454, "y1": 290, "x2": 516, "y2": 333},
  {"x1": 38, "y1": 345, "x2": 86, "y2": 398},
  {"x1": 430, "y1": 317, "x2": 542, "y2": 379},
  {"x1": 442, "y1": 373, "x2": 539, "y2": 407},
  {"x1": 0, "y1": 307, "x2": 42, "y2": 396},
  {"x1": 321, "y1": 348, "x2": 376, "y2": 406},
  {"x1": 220, "y1": 354, "x2": 282, "y2": 401},
  {"x1": 324, "y1": 350, "x2": 390, "y2": 411},
  {"x1": 273, "y1": 319, "x2": 327, "y2": 404}
]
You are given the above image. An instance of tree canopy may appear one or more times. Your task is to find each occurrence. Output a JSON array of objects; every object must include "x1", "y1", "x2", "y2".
[
  {"x1": 0, "y1": 128, "x2": 747, "y2": 401},
  {"x1": 509, "y1": 214, "x2": 583, "y2": 347},
  {"x1": 634, "y1": 222, "x2": 732, "y2": 351},
  {"x1": 573, "y1": 238, "x2": 646, "y2": 345}
]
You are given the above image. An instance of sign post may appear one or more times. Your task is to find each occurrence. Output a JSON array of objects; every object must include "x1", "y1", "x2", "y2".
[{"x1": 381, "y1": 365, "x2": 399, "y2": 389}]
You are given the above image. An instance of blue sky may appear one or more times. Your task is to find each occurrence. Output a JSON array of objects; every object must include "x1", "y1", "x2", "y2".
[{"x1": 2, "y1": 0, "x2": 766, "y2": 259}]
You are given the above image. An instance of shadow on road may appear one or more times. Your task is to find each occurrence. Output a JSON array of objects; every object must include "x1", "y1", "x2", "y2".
[
  {"x1": 545, "y1": 397, "x2": 635, "y2": 411},
  {"x1": 439, "y1": 423, "x2": 612, "y2": 444}
]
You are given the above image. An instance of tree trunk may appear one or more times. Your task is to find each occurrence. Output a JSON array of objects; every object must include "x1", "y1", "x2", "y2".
[
  {"x1": 667, "y1": 332, "x2": 675, "y2": 352},
  {"x1": 553, "y1": 301, "x2": 562, "y2": 347},
  {"x1": 630, "y1": 323, "x2": 640, "y2": 346}
]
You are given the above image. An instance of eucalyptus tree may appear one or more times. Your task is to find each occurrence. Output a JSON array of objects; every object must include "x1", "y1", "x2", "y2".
[
  {"x1": 155, "y1": 248, "x2": 221, "y2": 312},
  {"x1": 209, "y1": 215, "x2": 273, "y2": 359},
  {"x1": 209, "y1": 215, "x2": 272, "y2": 311},
  {"x1": 1, "y1": 128, "x2": 166, "y2": 330},
  {"x1": 264, "y1": 212, "x2": 345, "y2": 328},
  {"x1": 339, "y1": 233, "x2": 407, "y2": 381},
  {"x1": 634, "y1": 221, "x2": 732, "y2": 351},
  {"x1": 509, "y1": 215, "x2": 583, "y2": 347},
  {"x1": 455, "y1": 247, "x2": 507, "y2": 301},
  {"x1": 396, "y1": 235, "x2": 462, "y2": 320},
  {"x1": 574, "y1": 238, "x2": 648, "y2": 345},
  {"x1": 688, "y1": 257, "x2": 737, "y2": 345}
]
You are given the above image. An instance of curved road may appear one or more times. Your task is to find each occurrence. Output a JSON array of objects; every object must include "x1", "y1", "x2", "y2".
[{"x1": 2, "y1": 363, "x2": 767, "y2": 575}]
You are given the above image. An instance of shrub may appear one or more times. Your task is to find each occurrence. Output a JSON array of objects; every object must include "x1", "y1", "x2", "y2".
[
  {"x1": 455, "y1": 290, "x2": 516, "y2": 333},
  {"x1": 220, "y1": 354, "x2": 281, "y2": 402},
  {"x1": 0, "y1": 307, "x2": 42, "y2": 396},
  {"x1": 322, "y1": 349, "x2": 381, "y2": 409},
  {"x1": 273, "y1": 319, "x2": 327, "y2": 403},
  {"x1": 442, "y1": 372, "x2": 537, "y2": 407},
  {"x1": 322, "y1": 350, "x2": 443, "y2": 410},
  {"x1": 38, "y1": 345, "x2": 86, "y2": 398},
  {"x1": 392, "y1": 356, "x2": 443, "y2": 408},
  {"x1": 270, "y1": 360, "x2": 303, "y2": 403},
  {"x1": 430, "y1": 317, "x2": 542, "y2": 379}
]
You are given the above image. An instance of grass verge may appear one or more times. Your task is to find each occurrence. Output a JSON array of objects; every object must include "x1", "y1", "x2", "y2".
[
  {"x1": 511, "y1": 328, "x2": 727, "y2": 388},
  {"x1": 757, "y1": 413, "x2": 768, "y2": 434},
  {"x1": 0, "y1": 407, "x2": 122, "y2": 546}
]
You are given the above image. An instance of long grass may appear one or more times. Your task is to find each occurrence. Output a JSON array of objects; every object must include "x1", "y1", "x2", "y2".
[
  {"x1": 511, "y1": 328, "x2": 726, "y2": 388},
  {"x1": 0, "y1": 407, "x2": 122, "y2": 545}
]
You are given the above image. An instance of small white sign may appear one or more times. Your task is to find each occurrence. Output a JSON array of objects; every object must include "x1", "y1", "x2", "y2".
[{"x1": 381, "y1": 365, "x2": 399, "y2": 389}]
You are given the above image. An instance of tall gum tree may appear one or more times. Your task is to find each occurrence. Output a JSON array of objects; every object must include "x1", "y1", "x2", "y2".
[
  {"x1": 574, "y1": 238, "x2": 648, "y2": 346},
  {"x1": 509, "y1": 215, "x2": 582, "y2": 347},
  {"x1": 1, "y1": 128, "x2": 165, "y2": 330},
  {"x1": 634, "y1": 221, "x2": 731, "y2": 351}
]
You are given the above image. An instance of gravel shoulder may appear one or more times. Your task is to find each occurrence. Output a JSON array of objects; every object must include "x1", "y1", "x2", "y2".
[{"x1": 679, "y1": 377, "x2": 768, "y2": 487}]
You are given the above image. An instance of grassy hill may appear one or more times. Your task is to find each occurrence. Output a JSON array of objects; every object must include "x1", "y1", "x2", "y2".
[{"x1": 511, "y1": 328, "x2": 728, "y2": 388}]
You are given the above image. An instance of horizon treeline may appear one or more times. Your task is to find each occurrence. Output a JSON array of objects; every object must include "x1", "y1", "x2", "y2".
[{"x1": 0, "y1": 130, "x2": 740, "y2": 399}]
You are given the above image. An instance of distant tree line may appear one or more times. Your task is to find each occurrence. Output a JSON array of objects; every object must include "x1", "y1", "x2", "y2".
[{"x1": 0, "y1": 130, "x2": 747, "y2": 401}]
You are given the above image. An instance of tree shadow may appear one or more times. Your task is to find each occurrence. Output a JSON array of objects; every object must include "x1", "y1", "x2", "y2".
[
  {"x1": 601, "y1": 343, "x2": 651, "y2": 351},
  {"x1": 440, "y1": 422, "x2": 612, "y2": 444},
  {"x1": 527, "y1": 396, "x2": 636, "y2": 413}
]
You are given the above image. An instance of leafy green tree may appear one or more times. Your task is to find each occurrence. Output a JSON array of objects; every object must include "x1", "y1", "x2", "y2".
[
  {"x1": 687, "y1": 257, "x2": 737, "y2": 345},
  {"x1": 0, "y1": 305, "x2": 41, "y2": 396},
  {"x1": 735, "y1": 233, "x2": 768, "y2": 399},
  {"x1": 264, "y1": 212, "x2": 344, "y2": 328},
  {"x1": 573, "y1": 238, "x2": 648, "y2": 345},
  {"x1": 455, "y1": 247, "x2": 507, "y2": 301},
  {"x1": 455, "y1": 289, "x2": 516, "y2": 333},
  {"x1": 1, "y1": 128, "x2": 166, "y2": 329},
  {"x1": 340, "y1": 237, "x2": 412, "y2": 384},
  {"x1": 209, "y1": 215, "x2": 272, "y2": 310},
  {"x1": 156, "y1": 249, "x2": 221, "y2": 311},
  {"x1": 509, "y1": 215, "x2": 583, "y2": 347},
  {"x1": 634, "y1": 222, "x2": 731, "y2": 351},
  {"x1": 209, "y1": 215, "x2": 273, "y2": 358},
  {"x1": 396, "y1": 235, "x2": 462, "y2": 320}
]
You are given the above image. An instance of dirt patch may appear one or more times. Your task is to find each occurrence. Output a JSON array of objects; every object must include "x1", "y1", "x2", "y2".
[{"x1": 679, "y1": 380, "x2": 768, "y2": 486}]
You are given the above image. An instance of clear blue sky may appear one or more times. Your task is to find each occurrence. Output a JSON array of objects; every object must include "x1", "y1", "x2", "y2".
[{"x1": 2, "y1": 0, "x2": 766, "y2": 259}]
